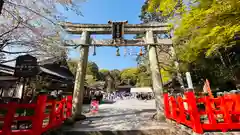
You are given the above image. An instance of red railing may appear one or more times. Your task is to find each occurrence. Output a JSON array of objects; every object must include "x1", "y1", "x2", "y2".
[
  {"x1": 0, "y1": 94, "x2": 72, "y2": 135},
  {"x1": 164, "y1": 91, "x2": 240, "y2": 134}
]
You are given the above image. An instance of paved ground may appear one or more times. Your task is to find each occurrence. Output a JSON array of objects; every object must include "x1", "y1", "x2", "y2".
[
  {"x1": 64, "y1": 99, "x2": 171, "y2": 132},
  {"x1": 60, "y1": 99, "x2": 240, "y2": 135}
]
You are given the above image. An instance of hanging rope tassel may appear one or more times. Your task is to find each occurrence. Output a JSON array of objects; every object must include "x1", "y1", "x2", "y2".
[
  {"x1": 124, "y1": 47, "x2": 127, "y2": 57},
  {"x1": 93, "y1": 45, "x2": 96, "y2": 56},
  {"x1": 116, "y1": 47, "x2": 120, "y2": 56}
]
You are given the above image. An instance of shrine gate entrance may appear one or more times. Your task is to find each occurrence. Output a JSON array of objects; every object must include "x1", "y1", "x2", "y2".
[{"x1": 61, "y1": 21, "x2": 172, "y2": 119}]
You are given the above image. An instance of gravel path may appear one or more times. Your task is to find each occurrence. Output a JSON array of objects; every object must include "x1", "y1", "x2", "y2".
[{"x1": 67, "y1": 99, "x2": 170, "y2": 131}]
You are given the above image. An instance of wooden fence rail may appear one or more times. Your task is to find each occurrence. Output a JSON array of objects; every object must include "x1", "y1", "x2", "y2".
[
  {"x1": 164, "y1": 91, "x2": 240, "y2": 134},
  {"x1": 0, "y1": 94, "x2": 72, "y2": 135}
]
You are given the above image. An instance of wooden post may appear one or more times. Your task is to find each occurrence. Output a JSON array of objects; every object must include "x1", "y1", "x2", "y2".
[
  {"x1": 186, "y1": 72, "x2": 193, "y2": 89},
  {"x1": 177, "y1": 96, "x2": 186, "y2": 123},
  {"x1": 49, "y1": 100, "x2": 57, "y2": 126},
  {"x1": 163, "y1": 93, "x2": 170, "y2": 119},
  {"x1": 2, "y1": 102, "x2": 17, "y2": 135},
  {"x1": 146, "y1": 30, "x2": 164, "y2": 116},
  {"x1": 185, "y1": 90, "x2": 203, "y2": 134},
  {"x1": 72, "y1": 31, "x2": 90, "y2": 120},
  {"x1": 32, "y1": 94, "x2": 47, "y2": 135},
  {"x1": 66, "y1": 95, "x2": 72, "y2": 118}
]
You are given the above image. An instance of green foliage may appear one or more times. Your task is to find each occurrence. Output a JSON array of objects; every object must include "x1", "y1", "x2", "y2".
[
  {"x1": 99, "y1": 69, "x2": 109, "y2": 80},
  {"x1": 173, "y1": 0, "x2": 240, "y2": 62},
  {"x1": 87, "y1": 61, "x2": 100, "y2": 80},
  {"x1": 161, "y1": 69, "x2": 171, "y2": 83},
  {"x1": 148, "y1": 0, "x2": 240, "y2": 61},
  {"x1": 136, "y1": 72, "x2": 152, "y2": 87},
  {"x1": 86, "y1": 75, "x2": 97, "y2": 85},
  {"x1": 136, "y1": 0, "x2": 173, "y2": 88},
  {"x1": 67, "y1": 60, "x2": 101, "y2": 80},
  {"x1": 147, "y1": 0, "x2": 185, "y2": 17},
  {"x1": 99, "y1": 69, "x2": 109, "y2": 74},
  {"x1": 110, "y1": 69, "x2": 121, "y2": 82},
  {"x1": 67, "y1": 59, "x2": 78, "y2": 75},
  {"x1": 140, "y1": 0, "x2": 169, "y2": 23},
  {"x1": 120, "y1": 68, "x2": 139, "y2": 85},
  {"x1": 147, "y1": 0, "x2": 240, "y2": 88}
]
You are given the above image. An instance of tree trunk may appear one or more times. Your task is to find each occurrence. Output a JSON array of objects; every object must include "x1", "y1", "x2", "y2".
[
  {"x1": 146, "y1": 31, "x2": 164, "y2": 120},
  {"x1": 170, "y1": 46, "x2": 184, "y2": 87},
  {"x1": 71, "y1": 31, "x2": 90, "y2": 121}
]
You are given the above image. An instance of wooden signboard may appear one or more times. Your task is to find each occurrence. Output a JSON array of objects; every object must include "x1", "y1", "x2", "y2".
[
  {"x1": 14, "y1": 54, "x2": 39, "y2": 77},
  {"x1": 112, "y1": 22, "x2": 124, "y2": 39}
]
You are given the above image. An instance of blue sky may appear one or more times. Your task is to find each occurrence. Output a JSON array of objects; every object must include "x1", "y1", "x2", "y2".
[{"x1": 59, "y1": 0, "x2": 145, "y2": 70}]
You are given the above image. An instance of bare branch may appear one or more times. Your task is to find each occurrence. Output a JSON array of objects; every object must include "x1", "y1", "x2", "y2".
[
  {"x1": 0, "y1": 58, "x2": 16, "y2": 63},
  {"x1": 0, "y1": 21, "x2": 21, "y2": 38},
  {"x1": 4, "y1": 0, "x2": 57, "y2": 25},
  {"x1": 0, "y1": 49, "x2": 37, "y2": 54}
]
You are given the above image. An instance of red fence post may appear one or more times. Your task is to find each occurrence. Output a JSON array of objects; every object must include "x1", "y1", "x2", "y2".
[
  {"x1": 234, "y1": 94, "x2": 240, "y2": 121},
  {"x1": 66, "y1": 95, "x2": 72, "y2": 118},
  {"x1": 185, "y1": 89, "x2": 203, "y2": 134},
  {"x1": 177, "y1": 96, "x2": 185, "y2": 123},
  {"x1": 2, "y1": 102, "x2": 17, "y2": 135},
  {"x1": 60, "y1": 98, "x2": 65, "y2": 121},
  {"x1": 220, "y1": 96, "x2": 232, "y2": 132},
  {"x1": 163, "y1": 93, "x2": 170, "y2": 119},
  {"x1": 49, "y1": 99, "x2": 57, "y2": 127},
  {"x1": 32, "y1": 93, "x2": 47, "y2": 135},
  {"x1": 204, "y1": 95, "x2": 217, "y2": 125},
  {"x1": 170, "y1": 96, "x2": 177, "y2": 120}
]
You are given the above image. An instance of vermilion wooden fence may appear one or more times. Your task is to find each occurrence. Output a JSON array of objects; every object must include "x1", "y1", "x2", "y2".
[
  {"x1": 0, "y1": 94, "x2": 72, "y2": 135},
  {"x1": 164, "y1": 91, "x2": 240, "y2": 134}
]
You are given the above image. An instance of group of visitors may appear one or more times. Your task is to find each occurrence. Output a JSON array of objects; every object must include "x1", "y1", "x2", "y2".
[
  {"x1": 102, "y1": 92, "x2": 134, "y2": 101},
  {"x1": 100, "y1": 91, "x2": 154, "y2": 101},
  {"x1": 88, "y1": 89, "x2": 155, "y2": 103},
  {"x1": 136, "y1": 92, "x2": 154, "y2": 100}
]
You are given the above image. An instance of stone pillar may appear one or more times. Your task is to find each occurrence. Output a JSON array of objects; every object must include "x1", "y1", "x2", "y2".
[
  {"x1": 146, "y1": 30, "x2": 164, "y2": 114},
  {"x1": 72, "y1": 31, "x2": 90, "y2": 119}
]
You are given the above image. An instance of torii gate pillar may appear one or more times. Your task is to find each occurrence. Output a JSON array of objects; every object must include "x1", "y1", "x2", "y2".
[
  {"x1": 72, "y1": 31, "x2": 90, "y2": 120},
  {"x1": 146, "y1": 31, "x2": 164, "y2": 115}
]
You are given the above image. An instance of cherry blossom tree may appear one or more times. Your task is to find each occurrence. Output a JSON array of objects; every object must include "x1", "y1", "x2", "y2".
[{"x1": 0, "y1": 0, "x2": 84, "y2": 63}]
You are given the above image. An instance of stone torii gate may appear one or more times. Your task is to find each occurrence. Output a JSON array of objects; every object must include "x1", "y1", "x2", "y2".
[{"x1": 61, "y1": 22, "x2": 172, "y2": 120}]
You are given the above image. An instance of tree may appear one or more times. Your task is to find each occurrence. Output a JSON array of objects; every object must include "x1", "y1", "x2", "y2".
[
  {"x1": 147, "y1": 0, "x2": 240, "y2": 89},
  {"x1": 99, "y1": 69, "x2": 109, "y2": 75},
  {"x1": 139, "y1": 0, "x2": 170, "y2": 23},
  {"x1": 110, "y1": 69, "x2": 121, "y2": 85},
  {"x1": 99, "y1": 69, "x2": 109, "y2": 80},
  {"x1": 120, "y1": 68, "x2": 139, "y2": 85},
  {"x1": 87, "y1": 61, "x2": 100, "y2": 80},
  {"x1": 137, "y1": 1, "x2": 182, "y2": 120},
  {"x1": 136, "y1": 73, "x2": 152, "y2": 87},
  {"x1": 0, "y1": 0, "x2": 85, "y2": 63},
  {"x1": 104, "y1": 72, "x2": 115, "y2": 92},
  {"x1": 67, "y1": 59, "x2": 78, "y2": 75},
  {"x1": 138, "y1": 1, "x2": 174, "y2": 73},
  {"x1": 68, "y1": 60, "x2": 102, "y2": 81},
  {"x1": 147, "y1": 0, "x2": 184, "y2": 18}
]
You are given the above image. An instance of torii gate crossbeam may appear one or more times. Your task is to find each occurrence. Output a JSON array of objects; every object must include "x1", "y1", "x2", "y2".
[{"x1": 61, "y1": 22, "x2": 170, "y2": 34}]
